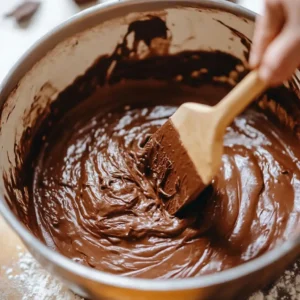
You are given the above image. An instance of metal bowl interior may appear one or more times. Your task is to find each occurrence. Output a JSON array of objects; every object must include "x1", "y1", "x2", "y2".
[{"x1": 1, "y1": 1, "x2": 300, "y2": 299}]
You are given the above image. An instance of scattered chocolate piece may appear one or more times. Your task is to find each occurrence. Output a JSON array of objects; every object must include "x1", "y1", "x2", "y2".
[
  {"x1": 73, "y1": 0, "x2": 97, "y2": 5},
  {"x1": 5, "y1": 1, "x2": 40, "y2": 23}
]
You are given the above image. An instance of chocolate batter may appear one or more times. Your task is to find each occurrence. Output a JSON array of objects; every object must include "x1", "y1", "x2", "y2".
[
  {"x1": 27, "y1": 81, "x2": 300, "y2": 279},
  {"x1": 4, "y1": 16, "x2": 300, "y2": 280}
]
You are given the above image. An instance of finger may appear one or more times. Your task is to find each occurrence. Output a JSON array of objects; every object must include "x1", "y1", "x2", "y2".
[
  {"x1": 259, "y1": 25, "x2": 300, "y2": 85},
  {"x1": 249, "y1": 0, "x2": 285, "y2": 69}
]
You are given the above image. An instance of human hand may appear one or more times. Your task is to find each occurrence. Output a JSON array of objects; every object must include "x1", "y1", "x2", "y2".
[{"x1": 249, "y1": 0, "x2": 300, "y2": 86}]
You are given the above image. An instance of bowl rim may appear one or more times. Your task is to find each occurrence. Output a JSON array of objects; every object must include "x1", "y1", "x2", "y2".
[{"x1": 0, "y1": 0, "x2": 299, "y2": 291}]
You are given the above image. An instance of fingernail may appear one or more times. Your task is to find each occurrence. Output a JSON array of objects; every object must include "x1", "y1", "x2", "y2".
[
  {"x1": 249, "y1": 52, "x2": 257, "y2": 69},
  {"x1": 259, "y1": 66, "x2": 272, "y2": 82},
  {"x1": 249, "y1": 53, "x2": 258, "y2": 69}
]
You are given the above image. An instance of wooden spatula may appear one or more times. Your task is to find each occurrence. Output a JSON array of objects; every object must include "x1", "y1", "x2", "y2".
[{"x1": 144, "y1": 70, "x2": 268, "y2": 214}]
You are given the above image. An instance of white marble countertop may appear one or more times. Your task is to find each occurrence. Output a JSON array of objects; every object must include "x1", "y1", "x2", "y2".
[{"x1": 0, "y1": 0, "x2": 262, "y2": 84}]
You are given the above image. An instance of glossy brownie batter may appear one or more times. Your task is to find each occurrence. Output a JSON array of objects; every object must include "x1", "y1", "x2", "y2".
[
  {"x1": 28, "y1": 81, "x2": 300, "y2": 279},
  {"x1": 5, "y1": 16, "x2": 300, "y2": 280}
]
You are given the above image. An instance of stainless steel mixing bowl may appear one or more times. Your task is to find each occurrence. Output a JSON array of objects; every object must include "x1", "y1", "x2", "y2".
[{"x1": 1, "y1": 1, "x2": 300, "y2": 299}]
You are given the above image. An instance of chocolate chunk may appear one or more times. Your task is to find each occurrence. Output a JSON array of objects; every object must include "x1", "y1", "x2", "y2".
[
  {"x1": 5, "y1": 1, "x2": 40, "y2": 23},
  {"x1": 73, "y1": 0, "x2": 97, "y2": 5}
]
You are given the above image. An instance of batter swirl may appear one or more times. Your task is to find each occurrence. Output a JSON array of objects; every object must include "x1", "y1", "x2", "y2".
[{"x1": 31, "y1": 83, "x2": 300, "y2": 279}]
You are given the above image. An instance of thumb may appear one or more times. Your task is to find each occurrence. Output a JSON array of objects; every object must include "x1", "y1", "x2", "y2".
[
  {"x1": 249, "y1": 0, "x2": 285, "y2": 69},
  {"x1": 259, "y1": 25, "x2": 300, "y2": 85}
]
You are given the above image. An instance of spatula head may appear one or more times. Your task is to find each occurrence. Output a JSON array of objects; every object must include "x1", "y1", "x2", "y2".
[{"x1": 143, "y1": 119, "x2": 206, "y2": 215}]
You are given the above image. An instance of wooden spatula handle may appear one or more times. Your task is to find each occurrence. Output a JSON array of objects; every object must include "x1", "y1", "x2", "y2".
[{"x1": 215, "y1": 70, "x2": 268, "y2": 128}]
